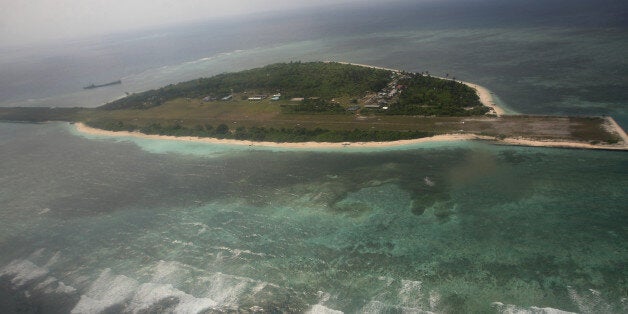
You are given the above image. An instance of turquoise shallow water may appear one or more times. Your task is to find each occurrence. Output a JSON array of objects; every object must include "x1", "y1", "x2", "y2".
[
  {"x1": 1, "y1": 122, "x2": 626, "y2": 313},
  {"x1": 1, "y1": 2, "x2": 628, "y2": 311}
]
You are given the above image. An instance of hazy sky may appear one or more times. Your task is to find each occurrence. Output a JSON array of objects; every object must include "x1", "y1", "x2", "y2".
[{"x1": 0, "y1": 0, "x2": 377, "y2": 46}]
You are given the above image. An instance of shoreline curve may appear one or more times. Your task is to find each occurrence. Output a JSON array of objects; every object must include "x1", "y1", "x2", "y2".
[
  {"x1": 74, "y1": 123, "x2": 628, "y2": 151},
  {"x1": 72, "y1": 62, "x2": 627, "y2": 151}
]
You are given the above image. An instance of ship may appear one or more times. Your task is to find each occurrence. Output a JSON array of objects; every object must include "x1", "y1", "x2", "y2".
[{"x1": 83, "y1": 80, "x2": 121, "y2": 90}]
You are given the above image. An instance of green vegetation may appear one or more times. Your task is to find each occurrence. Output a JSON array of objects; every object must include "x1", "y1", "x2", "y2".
[
  {"x1": 100, "y1": 62, "x2": 487, "y2": 116},
  {"x1": 86, "y1": 119, "x2": 435, "y2": 142},
  {"x1": 1, "y1": 62, "x2": 623, "y2": 147},
  {"x1": 388, "y1": 74, "x2": 488, "y2": 116},
  {"x1": 280, "y1": 98, "x2": 347, "y2": 114},
  {"x1": 87, "y1": 61, "x2": 494, "y2": 141},
  {"x1": 102, "y1": 62, "x2": 391, "y2": 110}
]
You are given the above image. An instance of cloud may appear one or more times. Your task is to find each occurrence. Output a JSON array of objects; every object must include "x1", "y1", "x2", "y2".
[{"x1": 0, "y1": 0, "x2": 370, "y2": 46}]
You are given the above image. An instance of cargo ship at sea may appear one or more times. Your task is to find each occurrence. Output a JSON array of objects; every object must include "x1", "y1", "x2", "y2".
[{"x1": 83, "y1": 80, "x2": 121, "y2": 89}]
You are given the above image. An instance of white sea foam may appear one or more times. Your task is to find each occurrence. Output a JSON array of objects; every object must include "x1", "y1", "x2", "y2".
[
  {"x1": 69, "y1": 261, "x2": 280, "y2": 313},
  {"x1": 377, "y1": 276, "x2": 395, "y2": 287},
  {"x1": 316, "y1": 290, "x2": 332, "y2": 303},
  {"x1": 151, "y1": 260, "x2": 193, "y2": 284},
  {"x1": 38, "y1": 207, "x2": 51, "y2": 214},
  {"x1": 43, "y1": 251, "x2": 61, "y2": 268},
  {"x1": 28, "y1": 248, "x2": 47, "y2": 260},
  {"x1": 428, "y1": 291, "x2": 441, "y2": 311},
  {"x1": 307, "y1": 304, "x2": 344, "y2": 314},
  {"x1": 71, "y1": 268, "x2": 139, "y2": 313},
  {"x1": 360, "y1": 300, "x2": 388, "y2": 313},
  {"x1": 34, "y1": 276, "x2": 77, "y2": 294},
  {"x1": 172, "y1": 239, "x2": 194, "y2": 246},
  {"x1": 399, "y1": 279, "x2": 423, "y2": 308},
  {"x1": 150, "y1": 260, "x2": 276, "y2": 309},
  {"x1": 204, "y1": 272, "x2": 268, "y2": 306},
  {"x1": 1, "y1": 257, "x2": 76, "y2": 300},
  {"x1": 212, "y1": 246, "x2": 270, "y2": 258},
  {"x1": 128, "y1": 282, "x2": 217, "y2": 313},
  {"x1": 359, "y1": 277, "x2": 438, "y2": 313},
  {"x1": 491, "y1": 302, "x2": 576, "y2": 314},
  {"x1": 35, "y1": 276, "x2": 57, "y2": 289},
  {"x1": 183, "y1": 222, "x2": 210, "y2": 235},
  {"x1": 360, "y1": 300, "x2": 434, "y2": 314},
  {"x1": 0, "y1": 259, "x2": 49, "y2": 287},
  {"x1": 567, "y1": 286, "x2": 614, "y2": 313},
  {"x1": 306, "y1": 291, "x2": 342, "y2": 314}
]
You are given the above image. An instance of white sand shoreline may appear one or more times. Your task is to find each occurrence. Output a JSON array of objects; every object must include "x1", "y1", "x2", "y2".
[
  {"x1": 75, "y1": 123, "x2": 486, "y2": 148},
  {"x1": 72, "y1": 62, "x2": 627, "y2": 151},
  {"x1": 458, "y1": 80, "x2": 505, "y2": 116},
  {"x1": 74, "y1": 123, "x2": 628, "y2": 151}
]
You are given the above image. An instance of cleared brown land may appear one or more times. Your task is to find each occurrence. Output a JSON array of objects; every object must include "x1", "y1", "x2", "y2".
[
  {"x1": 1, "y1": 96, "x2": 625, "y2": 148},
  {"x1": 57, "y1": 96, "x2": 620, "y2": 145}
]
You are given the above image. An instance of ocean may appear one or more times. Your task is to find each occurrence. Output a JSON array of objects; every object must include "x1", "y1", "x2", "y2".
[{"x1": 1, "y1": 0, "x2": 627, "y2": 312}]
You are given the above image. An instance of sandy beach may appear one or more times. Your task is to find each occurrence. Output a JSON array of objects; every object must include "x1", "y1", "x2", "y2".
[
  {"x1": 73, "y1": 62, "x2": 626, "y2": 151},
  {"x1": 75, "y1": 123, "x2": 628, "y2": 151},
  {"x1": 458, "y1": 81, "x2": 505, "y2": 116},
  {"x1": 75, "y1": 123, "x2": 487, "y2": 148}
]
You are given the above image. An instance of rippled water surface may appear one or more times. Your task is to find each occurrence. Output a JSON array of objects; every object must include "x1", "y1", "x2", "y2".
[
  {"x1": 1, "y1": 123, "x2": 626, "y2": 312},
  {"x1": 1, "y1": 1, "x2": 628, "y2": 312}
]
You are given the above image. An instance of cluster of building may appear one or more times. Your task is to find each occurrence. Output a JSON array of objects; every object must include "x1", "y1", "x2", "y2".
[
  {"x1": 202, "y1": 95, "x2": 232, "y2": 101},
  {"x1": 246, "y1": 93, "x2": 282, "y2": 101},
  {"x1": 199, "y1": 72, "x2": 411, "y2": 113},
  {"x1": 203, "y1": 93, "x2": 283, "y2": 102},
  {"x1": 362, "y1": 73, "x2": 409, "y2": 110}
]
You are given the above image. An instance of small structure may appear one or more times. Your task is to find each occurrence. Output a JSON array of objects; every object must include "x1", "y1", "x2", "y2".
[
  {"x1": 248, "y1": 96, "x2": 263, "y2": 101},
  {"x1": 364, "y1": 104, "x2": 381, "y2": 109},
  {"x1": 290, "y1": 97, "x2": 304, "y2": 102}
]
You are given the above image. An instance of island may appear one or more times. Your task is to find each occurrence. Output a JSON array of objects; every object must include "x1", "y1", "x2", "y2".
[{"x1": 1, "y1": 61, "x2": 627, "y2": 150}]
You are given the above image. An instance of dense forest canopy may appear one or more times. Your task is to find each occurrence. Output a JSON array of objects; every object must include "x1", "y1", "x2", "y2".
[
  {"x1": 101, "y1": 62, "x2": 392, "y2": 110},
  {"x1": 387, "y1": 74, "x2": 487, "y2": 116},
  {"x1": 88, "y1": 61, "x2": 493, "y2": 142},
  {"x1": 100, "y1": 61, "x2": 487, "y2": 116}
]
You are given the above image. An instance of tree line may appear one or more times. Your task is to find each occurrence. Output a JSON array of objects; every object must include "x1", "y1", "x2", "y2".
[
  {"x1": 86, "y1": 120, "x2": 435, "y2": 143},
  {"x1": 100, "y1": 62, "x2": 391, "y2": 110},
  {"x1": 387, "y1": 73, "x2": 488, "y2": 116}
]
